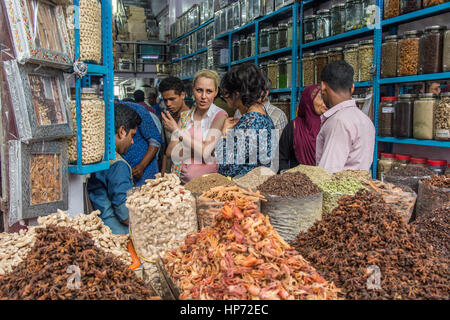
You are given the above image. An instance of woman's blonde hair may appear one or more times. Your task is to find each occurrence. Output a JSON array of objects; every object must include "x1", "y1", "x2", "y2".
[{"x1": 193, "y1": 69, "x2": 220, "y2": 90}]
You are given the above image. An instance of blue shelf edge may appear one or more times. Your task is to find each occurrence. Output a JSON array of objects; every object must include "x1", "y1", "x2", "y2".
[
  {"x1": 380, "y1": 72, "x2": 450, "y2": 84},
  {"x1": 302, "y1": 27, "x2": 373, "y2": 49},
  {"x1": 355, "y1": 81, "x2": 373, "y2": 87},
  {"x1": 172, "y1": 48, "x2": 208, "y2": 63},
  {"x1": 181, "y1": 76, "x2": 193, "y2": 81},
  {"x1": 270, "y1": 88, "x2": 292, "y2": 93},
  {"x1": 68, "y1": 160, "x2": 110, "y2": 175},
  {"x1": 382, "y1": 2, "x2": 450, "y2": 27},
  {"x1": 87, "y1": 64, "x2": 107, "y2": 75},
  {"x1": 259, "y1": 46, "x2": 292, "y2": 59},
  {"x1": 231, "y1": 56, "x2": 257, "y2": 65},
  {"x1": 170, "y1": 18, "x2": 214, "y2": 44},
  {"x1": 376, "y1": 136, "x2": 450, "y2": 148}
]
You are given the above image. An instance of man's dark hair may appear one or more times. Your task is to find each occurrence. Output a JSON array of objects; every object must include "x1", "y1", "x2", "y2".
[
  {"x1": 114, "y1": 103, "x2": 142, "y2": 134},
  {"x1": 321, "y1": 60, "x2": 354, "y2": 92},
  {"x1": 133, "y1": 90, "x2": 145, "y2": 102},
  {"x1": 158, "y1": 77, "x2": 185, "y2": 95},
  {"x1": 220, "y1": 63, "x2": 268, "y2": 108}
]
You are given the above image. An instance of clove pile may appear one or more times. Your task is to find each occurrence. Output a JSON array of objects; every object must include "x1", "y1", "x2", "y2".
[
  {"x1": 293, "y1": 190, "x2": 449, "y2": 300},
  {"x1": 258, "y1": 172, "x2": 321, "y2": 197},
  {"x1": 0, "y1": 226, "x2": 158, "y2": 300}
]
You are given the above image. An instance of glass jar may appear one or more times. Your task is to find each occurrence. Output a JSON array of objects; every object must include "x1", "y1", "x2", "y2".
[
  {"x1": 400, "y1": 0, "x2": 422, "y2": 14},
  {"x1": 427, "y1": 159, "x2": 447, "y2": 175},
  {"x1": 233, "y1": 40, "x2": 240, "y2": 61},
  {"x1": 315, "y1": 50, "x2": 328, "y2": 85},
  {"x1": 379, "y1": 97, "x2": 397, "y2": 136},
  {"x1": 398, "y1": 30, "x2": 421, "y2": 76},
  {"x1": 331, "y1": 3, "x2": 346, "y2": 36},
  {"x1": 278, "y1": 58, "x2": 288, "y2": 89},
  {"x1": 316, "y1": 9, "x2": 331, "y2": 40},
  {"x1": 344, "y1": 43, "x2": 360, "y2": 82},
  {"x1": 269, "y1": 27, "x2": 279, "y2": 51},
  {"x1": 381, "y1": 35, "x2": 399, "y2": 78},
  {"x1": 264, "y1": 0, "x2": 274, "y2": 14},
  {"x1": 251, "y1": 34, "x2": 256, "y2": 57},
  {"x1": 345, "y1": 0, "x2": 363, "y2": 32},
  {"x1": 328, "y1": 47, "x2": 344, "y2": 63},
  {"x1": 394, "y1": 154, "x2": 411, "y2": 170},
  {"x1": 239, "y1": 38, "x2": 247, "y2": 60},
  {"x1": 358, "y1": 39, "x2": 373, "y2": 82},
  {"x1": 444, "y1": 30, "x2": 450, "y2": 72},
  {"x1": 240, "y1": 0, "x2": 248, "y2": 26},
  {"x1": 394, "y1": 94, "x2": 417, "y2": 138},
  {"x1": 413, "y1": 93, "x2": 437, "y2": 140},
  {"x1": 378, "y1": 153, "x2": 396, "y2": 180},
  {"x1": 275, "y1": 0, "x2": 284, "y2": 10},
  {"x1": 408, "y1": 157, "x2": 428, "y2": 168},
  {"x1": 362, "y1": 0, "x2": 376, "y2": 27},
  {"x1": 278, "y1": 24, "x2": 288, "y2": 48},
  {"x1": 304, "y1": 15, "x2": 316, "y2": 43},
  {"x1": 246, "y1": 36, "x2": 252, "y2": 58},
  {"x1": 419, "y1": 26, "x2": 446, "y2": 75},
  {"x1": 423, "y1": 0, "x2": 448, "y2": 8},
  {"x1": 268, "y1": 61, "x2": 278, "y2": 89},
  {"x1": 287, "y1": 21, "x2": 293, "y2": 47},
  {"x1": 286, "y1": 58, "x2": 292, "y2": 88},
  {"x1": 260, "y1": 28, "x2": 270, "y2": 53},
  {"x1": 435, "y1": 92, "x2": 450, "y2": 140},
  {"x1": 447, "y1": 163, "x2": 450, "y2": 175},
  {"x1": 302, "y1": 53, "x2": 315, "y2": 87},
  {"x1": 260, "y1": 62, "x2": 268, "y2": 78},
  {"x1": 384, "y1": 0, "x2": 400, "y2": 19}
]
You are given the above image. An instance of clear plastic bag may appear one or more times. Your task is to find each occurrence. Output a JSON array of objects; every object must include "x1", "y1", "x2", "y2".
[
  {"x1": 416, "y1": 180, "x2": 450, "y2": 219},
  {"x1": 384, "y1": 173, "x2": 432, "y2": 193},
  {"x1": 260, "y1": 192, "x2": 323, "y2": 242}
]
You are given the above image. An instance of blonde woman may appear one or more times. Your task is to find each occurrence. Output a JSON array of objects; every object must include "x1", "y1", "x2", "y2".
[{"x1": 162, "y1": 69, "x2": 227, "y2": 184}]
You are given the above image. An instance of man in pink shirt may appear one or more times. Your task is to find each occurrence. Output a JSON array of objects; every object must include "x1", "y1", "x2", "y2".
[{"x1": 316, "y1": 61, "x2": 375, "y2": 174}]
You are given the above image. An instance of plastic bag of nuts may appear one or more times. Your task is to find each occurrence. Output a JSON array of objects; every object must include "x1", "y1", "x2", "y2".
[
  {"x1": 416, "y1": 175, "x2": 450, "y2": 219},
  {"x1": 68, "y1": 89, "x2": 105, "y2": 164}
]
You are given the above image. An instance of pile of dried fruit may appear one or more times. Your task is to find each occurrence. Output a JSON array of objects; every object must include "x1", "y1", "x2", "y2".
[
  {"x1": 412, "y1": 204, "x2": 450, "y2": 260},
  {"x1": 293, "y1": 190, "x2": 449, "y2": 300},
  {"x1": 258, "y1": 172, "x2": 321, "y2": 197},
  {"x1": 0, "y1": 226, "x2": 158, "y2": 300},
  {"x1": 184, "y1": 173, "x2": 236, "y2": 195},
  {"x1": 163, "y1": 201, "x2": 341, "y2": 300}
]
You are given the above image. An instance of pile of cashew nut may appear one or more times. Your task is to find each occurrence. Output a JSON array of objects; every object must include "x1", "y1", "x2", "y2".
[{"x1": 126, "y1": 173, "x2": 197, "y2": 291}]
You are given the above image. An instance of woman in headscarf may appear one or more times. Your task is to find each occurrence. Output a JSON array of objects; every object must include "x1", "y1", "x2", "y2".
[{"x1": 278, "y1": 84, "x2": 328, "y2": 172}]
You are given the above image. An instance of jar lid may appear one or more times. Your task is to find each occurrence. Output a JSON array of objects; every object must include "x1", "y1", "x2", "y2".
[
  {"x1": 428, "y1": 159, "x2": 447, "y2": 166},
  {"x1": 395, "y1": 154, "x2": 411, "y2": 161},
  {"x1": 303, "y1": 52, "x2": 315, "y2": 57},
  {"x1": 344, "y1": 43, "x2": 359, "y2": 49},
  {"x1": 328, "y1": 47, "x2": 343, "y2": 52},
  {"x1": 240, "y1": 39, "x2": 246, "y2": 42},
  {"x1": 332, "y1": 3, "x2": 346, "y2": 8},
  {"x1": 305, "y1": 15, "x2": 316, "y2": 20},
  {"x1": 381, "y1": 96, "x2": 397, "y2": 101},
  {"x1": 419, "y1": 93, "x2": 437, "y2": 98},
  {"x1": 425, "y1": 25, "x2": 447, "y2": 31},
  {"x1": 404, "y1": 30, "x2": 422, "y2": 37},
  {"x1": 398, "y1": 94, "x2": 417, "y2": 98},
  {"x1": 384, "y1": 35, "x2": 400, "y2": 41},
  {"x1": 359, "y1": 39, "x2": 373, "y2": 45},
  {"x1": 380, "y1": 153, "x2": 395, "y2": 158},
  {"x1": 317, "y1": 9, "x2": 330, "y2": 14},
  {"x1": 410, "y1": 157, "x2": 427, "y2": 164},
  {"x1": 269, "y1": 27, "x2": 278, "y2": 32},
  {"x1": 316, "y1": 50, "x2": 328, "y2": 55},
  {"x1": 278, "y1": 57, "x2": 288, "y2": 62},
  {"x1": 279, "y1": 23, "x2": 288, "y2": 28}
]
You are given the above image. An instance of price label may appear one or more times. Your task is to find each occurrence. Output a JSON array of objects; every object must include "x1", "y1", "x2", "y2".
[{"x1": 382, "y1": 107, "x2": 394, "y2": 113}]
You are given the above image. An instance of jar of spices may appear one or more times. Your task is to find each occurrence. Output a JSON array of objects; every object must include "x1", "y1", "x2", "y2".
[
  {"x1": 423, "y1": 0, "x2": 448, "y2": 8},
  {"x1": 362, "y1": 0, "x2": 376, "y2": 27},
  {"x1": 269, "y1": 27, "x2": 279, "y2": 52},
  {"x1": 287, "y1": 21, "x2": 293, "y2": 47},
  {"x1": 419, "y1": 26, "x2": 446, "y2": 75},
  {"x1": 444, "y1": 29, "x2": 450, "y2": 71},
  {"x1": 251, "y1": 34, "x2": 256, "y2": 57},
  {"x1": 398, "y1": 30, "x2": 421, "y2": 76},
  {"x1": 233, "y1": 40, "x2": 240, "y2": 61},
  {"x1": 378, "y1": 153, "x2": 396, "y2": 180},
  {"x1": 260, "y1": 62, "x2": 268, "y2": 78},
  {"x1": 400, "y1": 0, "x2": 422, "y2": 15},
  {"x1": 278, "y1": 58, "x2": 288, "y2": 89},
  {"x1": 331, "y1": 3, "x2": 346, "y2": 36},
  {"x1": 316, "y1": 9, "x2": 331, "y2": 40},
  {"x1": 268, "y1": 60, "x2": 278, "y2": 89},
  {"x1": 427, "y1": 159, "x2": 447, "y2": 175},
  {"x1": 384, "y1": 0, "x2": 400, "y2": 19},
  {"x1": 286, "y1": 58, "x2": 292, "y2": 88},
  {"x1": 344, "y1": 43, "x2": 360, "y2": 82},
  {"x1": 358, "y1": 39, "x2": 373, "y2": 82},
  {"x1": 315, "y1": 50, "x2": 328, "y2": 85},
  {"x1": 381, "y1": 35, "x2": 400, "y2": 78},
  {"x1": 413, "y1": 93, "x2": 437, "y2": 140},
  {"x1": 446, "y1": 163, "x2": 450, "y2": 175},
  {"x1": 302, "y1": 53, "x2": 315, "y2": 87},
  {"x1": 434, "y1": 92, "x2": 450, "y2": 140},
  {"x1": 345, "y1": 0, "x2": 363, "y2": 32},
  {"x1": 278, "y1": 23, "x2": 288, "y2": 48},
  {"x1": 379, "y1": 96, "x2": 397, "y2": 136},
  {"x1": 246, "y1": 36, "x2": 252, "y2": 58},
  {"x1": 303, "y1": 15, "x2": 316, "y2": 43},
  {"x1": 394, "y1": 154, "x2": 411, "y2": 170},
  {"x1": 239, "y1": 38, "x2": 247, "y2": 60},
  {"x1": 260, "y1": 28, "x2": 270, "y2": 53},
  {"x1": 328, "y1": 47, "x2": 344, "y2": 63},
  {"x1": 265, "y1": 0, "x2": 275, "y2": 14},
  {"x1": 408, "y1": 157, "x2": 428, "y2": 168},
  {"x1": 394, "y1": 94, "x2": 416, "y2": 138}
]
